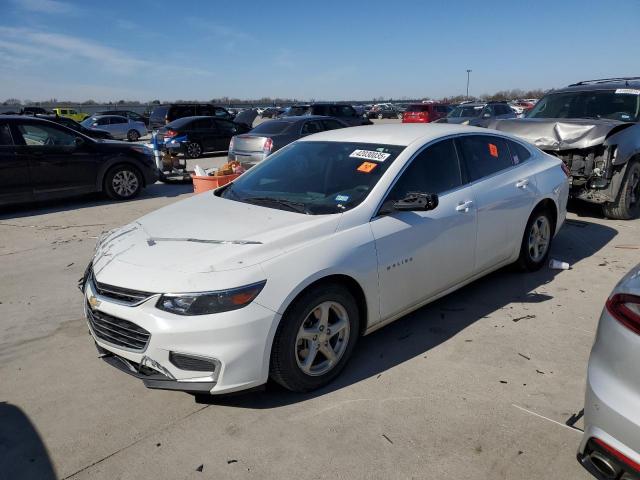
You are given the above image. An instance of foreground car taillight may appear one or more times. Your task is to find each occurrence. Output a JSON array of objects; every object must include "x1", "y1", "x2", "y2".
[
  {"x1": 606, "y1": 293, "x2": 640, "y2": 335},
  {"x1": 164, "y1": 129, "x2": 178, "y2": 138},
  {"x1": 263, "y1": 137, "x2": 273, "y2": 155}
]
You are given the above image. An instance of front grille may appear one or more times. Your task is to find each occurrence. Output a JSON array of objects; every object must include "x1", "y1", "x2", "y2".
[
  {"x1": 87, "y1": 306, "x2": 151, "y2": 351},
  {"x1": 169, "y1": 352, "x2": 217, "y2": 372},
  {"x1": 91, "y1": 271, "x2": 154, "y2": 306}
]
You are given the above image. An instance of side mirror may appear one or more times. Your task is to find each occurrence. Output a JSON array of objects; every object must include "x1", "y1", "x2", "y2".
[{"x1": 392, "y1": 192, "x2": 439, "y2": 211}]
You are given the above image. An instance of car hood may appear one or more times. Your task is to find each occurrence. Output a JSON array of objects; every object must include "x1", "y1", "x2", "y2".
[
  {"x1": 92, "y1": 193, "x2": 341, "y2": 291},
  {"x1": 490, "y1": 117, "x2": 631, "y2": 150}
]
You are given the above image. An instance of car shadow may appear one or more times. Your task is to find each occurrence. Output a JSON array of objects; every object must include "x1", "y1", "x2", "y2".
[
  {"x1": 567, "y1": 198, "x2": 606, "y2": 219},
  {"x1": 0, "y1": 182, "x2": 194, "y2": 220},
  {"x1": 0, "y1": 402, "x2": 56, "y2": 480},
  {"x1": 195, "y1": 218, "x2": 617, "y2": 408}
]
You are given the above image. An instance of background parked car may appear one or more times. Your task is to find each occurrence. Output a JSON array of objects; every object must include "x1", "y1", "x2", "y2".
[
  {"x1": 52, "y1": 107, "x2": 89, "y2": 122},
  {"x1": 578, "y1": 262, "x2": 640, "y2": 479},
  {"x1": 36, "y1": 114, "x2": 113, "y2": 140},
  {"x1": 228, "y1": 115, "x2": 349, "y2": 165},
  {"x1": 0, "y1": 116, "x2": 157, "y2": 206},
  {"x1": 149, "y1": 103, "x2": 233, "y2": 130},
  {"x1": 95, "y1": 110, "x2": 150, "y2": 127},
  {"x1": 438, "y1": 101, "x2": 516, "y2": 126},
  {"x1": 282, "y1": 103, "x2": 372, "y2": 126},
  {"x1": 156, "y1": 116, "x2": 251, "y2": 159},
  {"x1": 402, "y1": 103, "x2": 450, "y2": 123},
  {"x1": 21, "y1": 107, "x2": 51, "y2": 115},
  {"x1": 367, "y1": 103, "x2": 398, "y2": 119},
  {"x1": 261, "y1": 107, "x2": 282, "y2": 118},
  {"x1": 81, "y1": 115, "x2": 147, "y2": 142}
]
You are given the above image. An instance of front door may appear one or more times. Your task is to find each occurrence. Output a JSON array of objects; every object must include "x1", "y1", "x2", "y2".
[
  {"x1": 0, "y1": 122, "x2": 32, "y2": 205},
  {"x1": 370, "y1": 138, "x2": 477, "y2": 320}
]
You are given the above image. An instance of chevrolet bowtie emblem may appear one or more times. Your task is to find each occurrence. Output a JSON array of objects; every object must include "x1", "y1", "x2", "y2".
[{"x1": 88, "y1": 295, "x2": 101, "y2": 309}]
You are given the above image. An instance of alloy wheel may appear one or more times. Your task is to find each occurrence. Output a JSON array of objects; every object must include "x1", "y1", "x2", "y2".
[
  {"x1": 295, "y1": 301, "x2": 350, "y2": 376},
  {"x1": 187, "y1": 143, "x2": 202, "y2": 158},
  {"x1": 111, "y1": 170, "x2": 139, "y2": 198},
  {"x1": 528, "y1": 215, "x2": 550, "y2": 262}
]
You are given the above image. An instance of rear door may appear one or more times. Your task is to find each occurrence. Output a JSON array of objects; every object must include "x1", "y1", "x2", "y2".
[
  {"x1": 0, "y1": 122, "x2": 32, "y2": 205},
  {"x1": 191, "y1": 118, "x2": 216, "y2": 151},
  {"x1": 109, "y1": 117, "x2": 128, "y2": 139},
  {"x1": 456, "y1": 134, "x2": 539, "y2": 273},
  {"x1": 13, "y1": 121, "x2": 99, "y2": 199}
]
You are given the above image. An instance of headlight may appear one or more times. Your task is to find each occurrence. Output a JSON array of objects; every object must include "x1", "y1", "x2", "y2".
[
  {"x1": 156, "y1": 281, "x2": 266, "y2": 316},
  {"x1": 130, "y1": 145, "x2": 152, "y2": 155}
]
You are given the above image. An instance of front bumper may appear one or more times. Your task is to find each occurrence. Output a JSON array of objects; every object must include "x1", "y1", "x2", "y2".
[{"x1": 84, "y1": 277, "x2": 281, "y2": 394}]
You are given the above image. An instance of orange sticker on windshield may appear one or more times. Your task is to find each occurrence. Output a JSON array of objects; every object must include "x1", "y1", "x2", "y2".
[
  {"x1": 488, "y1": 143, "x2": 498, "y2": 157},
  {"x1": 357, "y1": 161, "x2": 378, "y2": 173}
]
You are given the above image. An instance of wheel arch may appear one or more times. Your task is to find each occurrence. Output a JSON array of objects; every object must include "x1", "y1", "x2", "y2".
[
  {"x1": 532, "y1": 197, "x2": 558, "y2": 234},
  {"x1": 97, "y1": 158, "x2": 146, "y2": 191}
]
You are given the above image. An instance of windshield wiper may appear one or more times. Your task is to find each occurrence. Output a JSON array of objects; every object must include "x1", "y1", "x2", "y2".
[{"x1": 244, "y1": 196, "x2": 311, "y2": 214}]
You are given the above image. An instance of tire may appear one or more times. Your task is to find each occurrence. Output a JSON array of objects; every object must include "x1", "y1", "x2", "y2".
[
  {"x1": 377, "y1": 113, "x2": 383, "y2": 120},
  {"x1": 186, "y1": 142, "x2": 202, "y2": 159},
  {"x1": 127, "y1": 129, "x2": 140, "y2": 142},
  {"x1": 104, "y1": 164, "x2": 142, "y2": 200},
  {"x1": 516, "y1": 208, "x2": 554, "y2": 272},
  {"x1": 603, "y1": 160, "x2": 640, "y2": 220},
  {"x1": 270, "y1": 284, "x2": 360, "y2": 392}
]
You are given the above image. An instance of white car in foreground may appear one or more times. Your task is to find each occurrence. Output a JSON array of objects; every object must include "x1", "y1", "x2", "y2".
[{"x1": 83, "y1": 124, "x2": 569, "y2": 394}]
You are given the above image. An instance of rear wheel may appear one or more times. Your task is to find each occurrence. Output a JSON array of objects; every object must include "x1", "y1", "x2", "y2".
[
  {"x1": 104, "y1": 164, "x2": 142, "y2": 200},
  {"x1": 517, "y1": 209, "x2": 554, "y2": 271},
  {"x1": 270, "y1": 284, "x2": 359, "y2": 392},
  {"x1": 127, "y1": 129, "x2": 140, "y2": 142},
  {"x1": 603, "y1": 160, "x2": 640, "y2": 220},
  {"x1": 186, "y1": 142, "x2": 202, "y2": 159}
]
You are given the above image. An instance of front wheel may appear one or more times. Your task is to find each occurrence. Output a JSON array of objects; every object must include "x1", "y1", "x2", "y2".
[
  {"x1": 603, "y1": 160, "x2": 640, "y2": 220},
  {"x1": 516, "y1": 209, "x2": 554, "y2": 271},
  {"x1": 104, "y1": 165, "x2": 142, "y2": 200},
  {"x1": 127, "y1": 129, "x2": 140, "y2": 142},
  {"x1": 270, "y1": 285, "x2": 360, "y2": 392}
]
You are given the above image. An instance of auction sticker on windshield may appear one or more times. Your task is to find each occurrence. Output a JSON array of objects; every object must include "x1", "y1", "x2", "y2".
[
  {"x1": 357, "y1": 161, "x2": 378, "y2": 173},
  {"x1": 350, "y1": 149, "x2": 391, "y2": 162}
]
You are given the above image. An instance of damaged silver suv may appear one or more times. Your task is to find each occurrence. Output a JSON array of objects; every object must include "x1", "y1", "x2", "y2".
[{"x1": 491, "y1": 78, "x2": 640, "y2": 219}]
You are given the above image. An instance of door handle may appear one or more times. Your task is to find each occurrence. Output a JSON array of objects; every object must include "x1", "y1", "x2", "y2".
[
  {"x1": 516, "y1": 179, "x2": 529, "y2": 188},
  {"x1": 455, "y1": 200, "x2": 474, "y2": 212}
]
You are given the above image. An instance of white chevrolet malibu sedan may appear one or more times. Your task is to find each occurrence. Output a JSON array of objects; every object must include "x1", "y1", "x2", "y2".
[{"x1": 83, "y1": 124, "x2": 569, "y2": 394}]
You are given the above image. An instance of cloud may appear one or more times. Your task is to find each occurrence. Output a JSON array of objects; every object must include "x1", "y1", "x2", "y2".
[{"x1": 10, "y1": 0, "x2": 77, "y2": 15}]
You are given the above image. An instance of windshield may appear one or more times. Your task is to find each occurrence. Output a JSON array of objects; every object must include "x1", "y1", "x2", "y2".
[
  {"x1": 250, "y1": 121, "x2": 292, "y2": 134},
  {"x1": 527, "y1": 89, "x2": 640, "y2": 121},
  {"x1": 220, "y1": 141, "x2": 405, "y2": 214},
  {"x1": 448, "y1": 105, "x2": 483, "y2": 118}
]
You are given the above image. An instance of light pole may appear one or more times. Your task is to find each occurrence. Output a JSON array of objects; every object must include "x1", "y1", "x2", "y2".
[{"x1": 466, "y1": 69, "x2": 472, "y2": 100}]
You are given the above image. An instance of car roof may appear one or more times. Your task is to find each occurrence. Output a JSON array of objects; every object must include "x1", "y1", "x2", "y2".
[
  {"x1": 88, "y1": 115, "x2": 128, "y2": 120},
  {"x1": 299, "y1": 123, "x2": 495, "y2": 146},
  {"x1": 555, "y1": 77, "x2": 640, "y2": 93},
  {"x1": 275, "y1": 115, "x2": 341, "y2": 122}
]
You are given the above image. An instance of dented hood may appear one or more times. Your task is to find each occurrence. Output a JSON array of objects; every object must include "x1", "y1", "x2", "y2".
[
  {"x1": 92, "y1": 192, "x2": 340, "y2": 291},
  {"x1": 491, "y1": 117, "x2": 630, "y2": 151}
]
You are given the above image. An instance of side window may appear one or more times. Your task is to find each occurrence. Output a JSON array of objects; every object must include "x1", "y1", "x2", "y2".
[
  {"x1": 457, "y1": 135, "x2": 513, "y2": 182},
  {"x1": 16, "y1": 123, "x2": 76, "y2": 146},
  {"x1": 110, "y1": 117, "x2": 127, "y2": 124},
  {"x1": 215, "y1": 120, "x2": 237, "y2": 135},
  {"x1": 198, "y1": 105, "x2": 213, "y2": 116},
  {"x1": 387, "y1": 139, "x2": 462, "y2": 201},
  {"x1": 507, "y1": 140, "x2": 532, "y2": 165},
  {"x1": 483, "y1": 106, "x2": 495, "y2": 117},
  {"x1": 340, "y1": 106, "x2": 355, "y2": 117},
  {"x1": 0, "y1": 123, "x2": 13, "y2": 145},
  {"x1": 321, "y1": 119, "x2": 344, "y2": 131},
  {"x1": 96, "y1": 118, "x2": 109, "y2": 126},
  {"x1": 214, "y1": 108, "x2": 229, "y2": 118},
  {"x1": 173, "y1": 105, "x2": 196, "y2": 118},
  {"x1": 301, "y1": 121, "x2": 323, "y2": 135}
]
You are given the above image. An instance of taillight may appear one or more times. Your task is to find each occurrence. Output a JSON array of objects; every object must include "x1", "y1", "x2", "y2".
[
  {"x1": 164, "y1": 129, "x2": 178, "y2": 138},
  {"x1": 560, "y1": 162, "x2": 571, "y2": 177},
  {"x1": 606, "y1": 293, "x2": 640, "y2": 335},
  {"x1": 229, "y1": 136, "x2": 235, "y2": 152},
  {"x1": 263, "y1": 137, "x2": 273, "y2": 155},
  {"x1": 419, "y1": 111, "x2": 430, "y2": 122}
]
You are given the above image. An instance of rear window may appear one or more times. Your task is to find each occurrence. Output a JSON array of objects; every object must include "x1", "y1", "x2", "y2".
[
  {"x1": 288, "y1": 106, "x2": 310, "y2": 116},
  {"x1": 251, "y1": 121, "x2": 292, "y2": 134},
  {"x1": 150, "y1": 106, "x2": 169, "y2": 121},
  {"x1": 406, "y1": 104, "x2": 430, "y2": 112}
]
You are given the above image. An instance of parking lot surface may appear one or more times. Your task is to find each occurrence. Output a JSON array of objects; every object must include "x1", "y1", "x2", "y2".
[{"x1": 1, "y1": 132, "x2": 639, "y2": 479}]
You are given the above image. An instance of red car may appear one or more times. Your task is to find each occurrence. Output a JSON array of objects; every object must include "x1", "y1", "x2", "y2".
[{"x1": 402, "y1": 103, "x2": 449, "y2": 123}]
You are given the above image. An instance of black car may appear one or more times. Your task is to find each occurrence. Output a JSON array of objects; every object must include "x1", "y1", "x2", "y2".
[
  {"x1": 282, "y1": 103, "x2": 372, "y2": 126},
  {"x1": 21, "y1": 107, "x2": 51, "y2": 115},
  {"x1": 36, "y1": 114, "x2": 113, "y2": 140},
  {"x1": 149, "y1": 104, "x2": 233, "y2": 130},
  {"x1": 157, "y1": 116, "x2": 251, "y2": 159},
  {"x1": 95, "y1": 109, "x2": 149, "y2": 127},
  {"x1": 261, "y1": 107, "x2": 283, "y2": 118},
  {"x1": 0, "y1": 116, "x2": 158, "y2": 206}
]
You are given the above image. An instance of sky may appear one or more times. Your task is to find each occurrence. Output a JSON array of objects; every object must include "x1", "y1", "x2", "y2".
[{"x1": 1, "y1": 0, "x2": 640, "y2": 102}]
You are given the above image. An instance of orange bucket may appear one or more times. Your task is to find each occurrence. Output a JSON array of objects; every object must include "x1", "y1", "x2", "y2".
[{"x1": 191, "y1": 173, "x2": 240, "y2": 193}]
